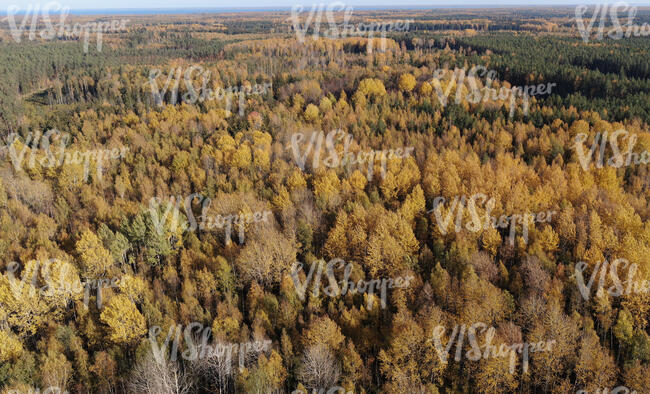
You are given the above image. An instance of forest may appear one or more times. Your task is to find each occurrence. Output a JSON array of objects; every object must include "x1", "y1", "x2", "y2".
[{"x1": 0, "y1": 5, "x2": 649, "y2": 394}]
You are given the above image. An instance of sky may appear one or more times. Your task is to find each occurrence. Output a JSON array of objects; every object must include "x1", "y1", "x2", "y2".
[{"x1": 1, "y1": 0, "x2": 649, "y2": 11}]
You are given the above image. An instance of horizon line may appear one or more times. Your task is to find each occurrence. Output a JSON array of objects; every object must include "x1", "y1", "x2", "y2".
[
  {"x1": 3, "y1": 3, "x2": 650, "y2": 16},
  {"x1": 3, "y1": 3, "x2": 650, "y2": 13}
]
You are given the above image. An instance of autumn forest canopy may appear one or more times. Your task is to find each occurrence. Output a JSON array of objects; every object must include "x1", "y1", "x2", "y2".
[{"x1": 0, "y1": 5, "x2": 649, "y2": 394}]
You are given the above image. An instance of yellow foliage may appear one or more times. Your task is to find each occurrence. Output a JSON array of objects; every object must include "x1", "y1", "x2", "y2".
[
  {"x1": 348, "y1": 170, "x2": 367, "y2": 191},
  {"x1": 420, "y1": 81, "x2": 433, "y2": 95},
  {"x1": 304, "y1": 104, "x2": 319, "y2": 122},
  {"x1": 400, "y1": 184, "x2": 426, "y2": 223},
  {"x1": 482, "y1": 227, "x2": 502, "y2": 256},
  {"x1": 398, "y1": 73, "x2": 417, "y2": 92},
  {"x1": 272, "y1": 186, "x2": 292, "y2": 210},
  {"x1": 0, "y1": 329, "x2": 23, "y2": 362},
  {"x1": 76, "y1": 230, "x2": 113, "y2": 277},
  {"x1": 286, "y1": 170, "x2": 307, "y2": 191},
  {"x1": 536, "y1": 224, "x2": 560, "y2": 254},
  {"x1": 0, "y1": 258, "x2": 81, "y2": 335},
  {"x1": 252, "y1": 130, "x2": 272, "y2": 148},
  {"x1": 39, "y1": 258, "x2": 83, "y2": 309},
  {"x1": 118, "y1": 275, "x2": 147, "y2": 303},
  {"x1": 229, "y1": 144, "x2": 252, "y2": 169},
  {"x1": 357, "y1": 78, "x2": 387, "y2": 98},
  {"x1": 253, "y1": 148, "x2": 270, "y2": 170},
  {"x1": 319, "y1": 97, "x2": 333, "y2": 113},
  {"x1": 217, "y1": 134, "x2": 236, "y2": 152},
  {"x1": 314, "y1": 170, "x2": 341, "y2": 203},
  {"x1": 100, "y1": 294, "x2": 146, "y2": 345},
  {"x1": 304, "y1": 315, "x2": 345, "y2": 350}
]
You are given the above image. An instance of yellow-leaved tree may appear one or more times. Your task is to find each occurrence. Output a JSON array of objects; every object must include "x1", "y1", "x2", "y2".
[
  {"x1": 0, "y1": 329, "x2": 23, "y2": 363},
  {"x1": 0, "y1": 258, "x2": 81, "y2": 336},
  {"x1": 304, "y1": 104, "x2": 319, "y2": 122},
  {"x1": 76, "y1": 230, "x2": 113, "y2": 277},
  {"x1": 100, "y1": 294, "x2": 146, "y2": 345},
  {"x1": 357, "y1": 78, "x2": 386, "y2": 99},
  {"x1": 398, "y1": 73, "x2": 416, "y2": 92}
]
